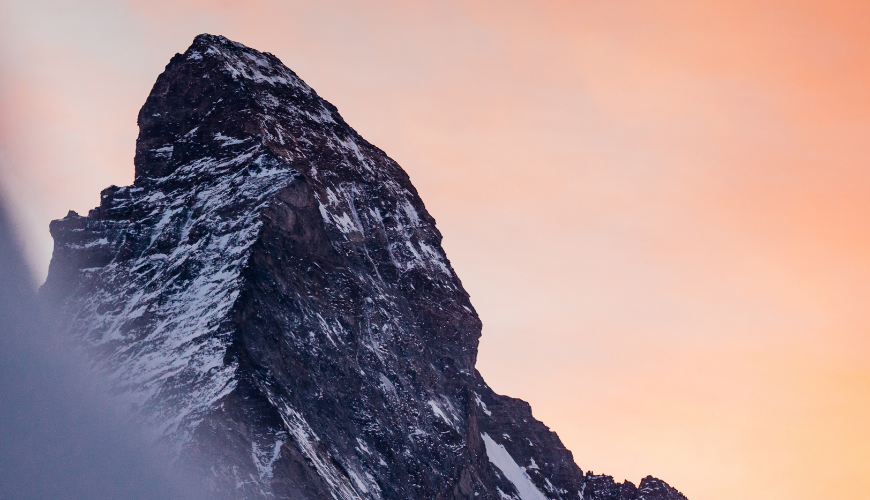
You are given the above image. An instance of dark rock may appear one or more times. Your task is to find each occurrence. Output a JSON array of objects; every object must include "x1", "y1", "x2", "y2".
[{"x1": 42, "y1": 34, "x2": 687, "y2": 500}]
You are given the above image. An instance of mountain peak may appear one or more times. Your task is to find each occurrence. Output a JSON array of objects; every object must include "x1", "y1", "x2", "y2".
[
  {"x1": 134, "y1": 33, "x2": 326, "y2": 184},
  {"x1": 43, "y1": 35, "x2": 687, "y2": 500}
]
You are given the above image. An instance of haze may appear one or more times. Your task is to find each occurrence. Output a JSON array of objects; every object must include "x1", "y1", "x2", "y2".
[
  {"x1": 0, "y1": 2, "x2": 868, "y2": 499},
  {"x1": 0, "y1": 198, "x2": 216, "y2": 499}
]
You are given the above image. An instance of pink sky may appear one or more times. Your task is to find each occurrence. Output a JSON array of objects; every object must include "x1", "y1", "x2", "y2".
[{"x1": 1, "y1": 2, "x2": 868, "y2": 499}]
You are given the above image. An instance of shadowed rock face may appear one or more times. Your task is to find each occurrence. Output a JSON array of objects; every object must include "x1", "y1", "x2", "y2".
[{"x1": 41, "y1": 34, "x2": 687, "y2": 500}]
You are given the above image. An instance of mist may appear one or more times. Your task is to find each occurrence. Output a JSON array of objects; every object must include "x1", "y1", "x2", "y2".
[{"x1": 0, "y1": 197, "x2": 209, "y2": 499}]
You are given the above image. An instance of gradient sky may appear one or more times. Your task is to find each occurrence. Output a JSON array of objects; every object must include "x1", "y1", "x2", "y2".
[{"x1": 1, "y1": 2, "x2": 868, "y2": 499}]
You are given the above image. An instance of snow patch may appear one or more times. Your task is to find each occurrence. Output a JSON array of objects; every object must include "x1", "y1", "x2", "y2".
[
  {"x1": 274, "y1": 402, "x2": 366, "y2": 500},
  {"x1": 251, "y1": 436, "x2": 285, "y2": 480},
  {"x1": 482, "y1": 433, "x2": 549, "y2": 500},
  {"x1": 428, "y1": 400, "x2": 457, "y2": 430},
  {"x1": 214, "y1": 132, "x2": 246, "y2": 147},
  {"x1": 379, "y1": 373, "x2": 398, "y2": 398},
  {"x1": 152, "y1": 146, "x2": 174, "y2": 157},
  {"x1": 475, "y1": 393, "x2": 492, "y2": 416}
]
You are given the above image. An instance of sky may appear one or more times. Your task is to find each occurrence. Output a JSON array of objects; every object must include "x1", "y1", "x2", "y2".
[{"x1": 0, "y1": 1, "x2": 868, "y2": 499}]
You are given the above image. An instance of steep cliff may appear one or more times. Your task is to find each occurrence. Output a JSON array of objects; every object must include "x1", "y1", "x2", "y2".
[{"x1": 42, "y1": 34, "x2": 687, "y2": 500}]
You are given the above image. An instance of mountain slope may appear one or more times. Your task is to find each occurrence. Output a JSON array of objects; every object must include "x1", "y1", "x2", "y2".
[{"x1": 42, "y1": 34, "x2": 686, "y2": 500}]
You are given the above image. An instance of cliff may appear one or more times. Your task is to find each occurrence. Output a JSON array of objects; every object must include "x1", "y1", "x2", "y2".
[{"x1": 42, "y1": 34, "x2": 686, "y2": 500}]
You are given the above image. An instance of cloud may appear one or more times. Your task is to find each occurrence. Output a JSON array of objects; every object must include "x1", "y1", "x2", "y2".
[{"x1": 0, "y1": 195, "x2": 210, "y2": 500}]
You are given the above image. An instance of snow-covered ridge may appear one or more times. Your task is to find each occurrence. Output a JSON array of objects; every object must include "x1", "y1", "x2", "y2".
[
  {"x1": 190, "y1": 34, "x2": 315, "y2": 94},
  {"x1": 50, "y1": 149, "x2": 298, "y2": 447}
]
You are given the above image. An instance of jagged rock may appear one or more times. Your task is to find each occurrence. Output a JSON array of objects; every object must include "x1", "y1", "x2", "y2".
[{"x1": 41, "y1": 34, "x2": 687, "y2": 500}]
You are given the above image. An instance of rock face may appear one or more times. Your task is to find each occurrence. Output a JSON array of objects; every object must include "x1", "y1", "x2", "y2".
[{"x1": 41, "y1": 34, "x2": 687, "y2": 500}]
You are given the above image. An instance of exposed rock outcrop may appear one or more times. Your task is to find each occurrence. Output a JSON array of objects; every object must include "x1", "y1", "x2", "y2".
[{"x1": 42, "y1": 34, "x2": 687, "y2": 500}]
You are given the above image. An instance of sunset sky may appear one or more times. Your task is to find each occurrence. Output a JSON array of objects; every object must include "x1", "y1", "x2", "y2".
[{"x1": 1, "y1": 1, "x2": 868, "y2": 499}]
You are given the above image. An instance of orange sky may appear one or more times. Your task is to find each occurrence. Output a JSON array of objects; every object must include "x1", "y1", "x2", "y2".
[{"x1": 1, "y1": 1, "x2": 868, "y2": 499}]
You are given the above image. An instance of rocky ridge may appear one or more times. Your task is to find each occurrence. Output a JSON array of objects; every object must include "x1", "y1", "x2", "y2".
[{"x1": 42, "y1": 34, "x2": 687, "y2": 500}]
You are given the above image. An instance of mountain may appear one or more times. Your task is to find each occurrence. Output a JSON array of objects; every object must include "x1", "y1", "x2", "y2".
[{"x1": 41, "y1": 34, "x2": 687, "y2": 500}]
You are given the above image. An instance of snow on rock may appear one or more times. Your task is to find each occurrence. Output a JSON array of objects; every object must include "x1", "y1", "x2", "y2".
[
  {"x1": 42, "y1": 33, "x2": 688, "y2": 500},
  {"x1": 482, "y1": 433, "x2": 549, "y2": 500}
]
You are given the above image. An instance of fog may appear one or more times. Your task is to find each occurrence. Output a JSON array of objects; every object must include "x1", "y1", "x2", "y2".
[{"x1": 0, "y1": 197, "x2": 209, "y2": 499}]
